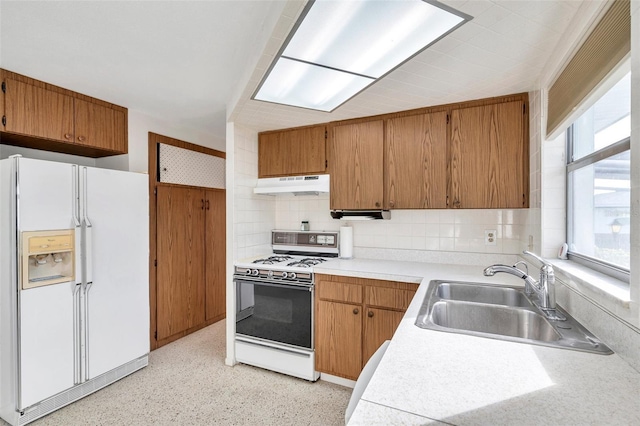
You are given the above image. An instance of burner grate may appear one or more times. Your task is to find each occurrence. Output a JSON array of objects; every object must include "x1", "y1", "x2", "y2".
[
  {"x1": 287, "y1": 258, "x2": 327, "y2": 268},
  {"x1": 252, "y1": 255, "x2": 293, "y2": 265}
]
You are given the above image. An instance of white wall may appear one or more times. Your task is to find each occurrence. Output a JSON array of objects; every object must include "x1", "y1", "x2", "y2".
[
  {"x1": 275, "y1": 197, "x2": 528, "y2": 259},
  {"x1": 124, "y1": 109, "x2": 224, "y2": 174}
]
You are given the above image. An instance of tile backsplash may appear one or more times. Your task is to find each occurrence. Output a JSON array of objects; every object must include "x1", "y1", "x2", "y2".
[{"x1": 275, "y1": 195, "x2": 532, "y2": 255}]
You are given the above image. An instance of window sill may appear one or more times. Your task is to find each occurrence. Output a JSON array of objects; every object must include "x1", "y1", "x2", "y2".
[{"x1": 547, "y1": 258, "x2": 630, "y2": 309}]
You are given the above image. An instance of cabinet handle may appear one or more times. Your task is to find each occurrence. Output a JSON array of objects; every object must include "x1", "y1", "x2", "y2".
[
  {"x1": 368, "y1": 311, "x2": 374, "y2": 318},
  {"x1": 77, "y1": 136, "x2": 86, "y2": 143},
  {"x1": 201, "y1": 199, "x2": 205, "y2": 210},
  {"x1": 353, "y1": 308, "x2": 359, "y2": 315},
  {"x1": 206, "y1": 200, "x2": 210, "y2": 210},
  {"x1": 454, "y1": 199, "x2": 461, "y2": 208},
  {"x1": 389, "y1": 200, "x2": 395, "y2": 208},
  {"x1": 64, "y1": 133, "x2": 73, "y2": 140},
  {"x1": 375, "y1": 201, "x2": 380, "y2": 208}
]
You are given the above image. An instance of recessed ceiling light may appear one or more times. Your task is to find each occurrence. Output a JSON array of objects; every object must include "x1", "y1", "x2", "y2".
[{"x1": 253, "y1": 0, "x2": 472, "y2": 112}]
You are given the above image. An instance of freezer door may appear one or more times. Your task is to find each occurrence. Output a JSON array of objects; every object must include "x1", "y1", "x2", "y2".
[
  {"x1": 14, "y1": 158, "x2": 80, "y2": 408},
  {"x1": 19, "y1": 282, "x2": 75, "y2": 409},
  {"x1": 81, "y1": 167, "x2": 149, "y2": 379},
  {"x1": 17, "y1": 158, "x2": 77, "y2": 231}
]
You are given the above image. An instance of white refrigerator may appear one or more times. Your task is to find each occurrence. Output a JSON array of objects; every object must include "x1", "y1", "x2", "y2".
[{"x1": 0, "y1": 156, "x2": 149, "y2": 425}]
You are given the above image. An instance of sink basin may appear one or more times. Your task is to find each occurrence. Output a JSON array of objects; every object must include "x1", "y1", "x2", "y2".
[
  {"x1": 416, "y1": 280, "x2": 612, "y2": 354},
  {"x1": 430, "y1": 300, "x2": 560, "y2": 342},
  {"x1": 436, "y1": 282, "x2": 532, "y2": 307}
]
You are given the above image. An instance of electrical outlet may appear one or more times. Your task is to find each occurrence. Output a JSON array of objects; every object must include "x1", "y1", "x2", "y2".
[{"x1": 485, "y1": 229, "x2": 497, "y2": 246}]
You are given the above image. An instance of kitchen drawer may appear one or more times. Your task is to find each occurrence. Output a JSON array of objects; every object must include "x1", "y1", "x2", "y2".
[
  {"x1": 316, "y1": 278, "x2": 362, "y2": 304},
  {"x1": 366, "y1": 285, "x2": 416, "y2": 310}
]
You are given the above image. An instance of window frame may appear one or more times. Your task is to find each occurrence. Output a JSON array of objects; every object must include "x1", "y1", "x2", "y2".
[{"x1": 565, "y1": 104, "x2": 631, "y2": 284}]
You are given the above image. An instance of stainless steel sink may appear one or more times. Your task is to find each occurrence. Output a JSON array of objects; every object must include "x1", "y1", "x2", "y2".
[
  {"x1": 416, "y1": 280, "x2": 612, "y2": 354},
  {"x1": 436, "y1": 282, "x2": 532, "y2": 307}
]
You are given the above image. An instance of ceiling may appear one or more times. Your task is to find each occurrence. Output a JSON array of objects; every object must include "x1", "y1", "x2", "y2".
[{"x1": 0, "y1": 1, "x2": 589, "y2": 143}]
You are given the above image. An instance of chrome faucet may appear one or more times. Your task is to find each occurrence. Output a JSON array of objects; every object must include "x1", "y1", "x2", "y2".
[{"x1": 484, "y1": 251, "x2": 565, "y2": 320}]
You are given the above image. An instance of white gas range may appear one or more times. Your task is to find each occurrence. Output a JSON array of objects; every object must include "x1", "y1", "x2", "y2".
[{"x1": 233, "y1": 230, "x2": 339, "y2": 381}]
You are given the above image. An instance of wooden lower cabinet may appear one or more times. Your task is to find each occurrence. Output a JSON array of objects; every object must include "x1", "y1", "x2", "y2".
[
  {"x1": 156, "y1": 185, "x2": 206, "y2": 340},
  {"x1": 155, "y1": 184, "x2": 226, "y2": 347},
  {"x1": 316, "y1": 300, "x2": 363, "y2": 380},
  {"x1": 315, "y1": 274, "x2": 417, "y2": 380},
  {"x1": 362, "y1": 307, "x2": 404, "y2": 365}
]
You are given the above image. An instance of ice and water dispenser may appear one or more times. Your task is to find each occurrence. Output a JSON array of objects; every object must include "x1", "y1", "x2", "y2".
[{"x1": 21, "y1": 229, "x2": 75, "y2": 289}]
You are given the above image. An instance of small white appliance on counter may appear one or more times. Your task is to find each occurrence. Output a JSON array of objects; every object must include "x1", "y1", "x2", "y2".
[
  {"x1": 0, "y1": 156, "x2": 149, "y2": 425},
  {"x1": 233, "y1": 230, "x2": 339, "y2": 381}
]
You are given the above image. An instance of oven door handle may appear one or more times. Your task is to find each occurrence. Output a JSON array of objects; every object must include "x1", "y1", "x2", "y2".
[{"x1": 234, "y1": 277, "x2": 313, "y2": 290}]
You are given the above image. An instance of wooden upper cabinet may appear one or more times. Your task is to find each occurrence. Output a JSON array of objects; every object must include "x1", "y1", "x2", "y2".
[
  {"x1": 450, "y1": 100, "x2": 527, "y2": 209},
  {"x1": 258, "y1": 125, "x2": 326, "y2": 177},
  {"x1": 3, "y1": 78, "x2": 74, "y2": 143},
  {"x1": 1, "y1": 69, "x2": 128, "y2": 157},
  {"x1": 74, "y1": 98, "x2": 126, "y2": 153},
  {"x1": 385, "y1": 112, "x2": 448, "y2": 209},
  {"x1": 329, "y1": 120, "x2": 384, "y2": 210}
]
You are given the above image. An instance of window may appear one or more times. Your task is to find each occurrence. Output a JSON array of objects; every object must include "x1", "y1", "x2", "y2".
[{"x1": 567, "y1": 72, "x2": 631, "y2": 278}]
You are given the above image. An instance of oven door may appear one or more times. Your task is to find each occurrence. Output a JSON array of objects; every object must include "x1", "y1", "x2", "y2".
[{"x1": 234, "y1": 277, "x2": 314, "y2": 350}]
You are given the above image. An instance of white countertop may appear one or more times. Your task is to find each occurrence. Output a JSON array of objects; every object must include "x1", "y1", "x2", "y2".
[{"x1": 315, "y1": 258, "x2": 640, "y2": 425}]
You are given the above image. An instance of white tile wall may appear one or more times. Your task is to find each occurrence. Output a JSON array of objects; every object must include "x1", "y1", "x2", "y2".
[
  {"x1": 275, "y1": 195, "x2": 529, "y2": 256},
  {"x1": 233, "y1": 125, "x2": 274, "y2": 260}
]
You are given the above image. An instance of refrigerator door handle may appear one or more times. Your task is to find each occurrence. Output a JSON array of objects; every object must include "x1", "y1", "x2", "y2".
[
  {"x1": 72, "y1": 165, "x2": 80, "y2": 227},
  {"x1": 72, "y1": 283, "x2": 81, "y2": 384},
  {"x1": 82, "y1": 167, "x2": 93, "y2": 285},
  {"x1": 83, "y1": 281, "x2": 93, "y2": 380}
]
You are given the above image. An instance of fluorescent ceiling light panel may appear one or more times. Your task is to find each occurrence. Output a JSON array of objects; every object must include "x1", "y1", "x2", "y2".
[
  {"x1": 253, "y1": 0, "x2": 471, "y2": 111},
  {"x1": 254, "y1": 57, "x2": 374, "y2": 111}
]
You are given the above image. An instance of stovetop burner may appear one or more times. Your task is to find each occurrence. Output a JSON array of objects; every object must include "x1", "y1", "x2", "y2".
[
  {"x1": 286, "y1": 258, "x2": 327, "y2": 268},
  {"x1": 252, "y1": 255, "x2": 293, "y2": 265}
]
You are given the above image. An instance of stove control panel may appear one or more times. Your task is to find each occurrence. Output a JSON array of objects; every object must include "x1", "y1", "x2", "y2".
[{"x1": 272, "y1": 230, "x2": 339, "y2": 250}]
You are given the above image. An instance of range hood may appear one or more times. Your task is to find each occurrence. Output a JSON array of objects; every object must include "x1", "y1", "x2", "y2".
[
  {"x1": 331, "y1": 210, "x2": 391, "y2": 220},
  {"x1": 254, "y1": 174, "x2": 329, "y2": 196}
]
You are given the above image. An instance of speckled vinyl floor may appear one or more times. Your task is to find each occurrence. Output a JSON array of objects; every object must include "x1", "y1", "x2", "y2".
[{"x1": 1, "y1": 320, "x2": 351, "y2": 426}]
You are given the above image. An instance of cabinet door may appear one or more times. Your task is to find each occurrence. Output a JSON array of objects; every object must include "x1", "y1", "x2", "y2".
[
  {"x1": 329, "y1": 120, "x2": 384, "y2": 210},
  {"x1": 315, "y1": 300, "x2": 362, "y2": 380},
  {"x1": 258, "y1": 125, "x2": 326, "y2": 177},
  {"x1": 205, "y1": 189, "x2": 226, "y2": 321},
  {"x1": 156, "y1": 186, "x2": 206, "y2": 340},
  {"x1": 385, "y1": 112, "x2": 448, "y2": 209},
  {"x1": 3, "y1": 78, "x2": 74, "y2": 142},
  {"x1": 75, "y1": 98, "x2": 127, "y2": 153},
  {"x1": 450, "y1": 100, "x2": 527, "y2": 208},
  {"x1": 363, "y1": 307, "x2": 404, "y2": 367}
]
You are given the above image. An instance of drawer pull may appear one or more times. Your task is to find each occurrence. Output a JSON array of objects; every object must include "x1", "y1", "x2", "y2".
[
  {"x1": 368, "y1": 311, "x2": 374, "y2": 318},
  {"x1": 353, "y1": 308, "x2": 359, "y2": 315}
]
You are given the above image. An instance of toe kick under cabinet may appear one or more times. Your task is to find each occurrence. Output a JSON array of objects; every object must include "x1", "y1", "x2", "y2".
[{"x1": 315, "y1": 274, "x2": 418, "y2": 380}]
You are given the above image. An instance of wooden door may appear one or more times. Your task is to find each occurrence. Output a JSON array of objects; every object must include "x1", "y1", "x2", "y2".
[
  {"x1": 450, "y1": 100, "x2": 527, "y2": 208},
  {"x1": 156, "y1": 185, "x2": 206, "y2": 340},
  {"x1": 3, "y1": 78, "x2": 74, "y2": 142},
  {"x1": 75, "y1": 98, "x2": 126, "y2": 153},
  {"x1": 385, "y1": 112, "x2": 448, "y2": 209},
  {"x1": 363, "y1": 307, "x2": 404, "y2": 366},
  {"x1": 329, "y1": 120, "x2": 384, "y2": 210},
  {"x1": 315, "y1": 299, "x2": 362, "y2": 380},
  {"x1": 204, "y1": 189, "x2": 226, "y2": 321},
  {"x1": 258, "y1": 125, "x2": 326, "y2": 177}
]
